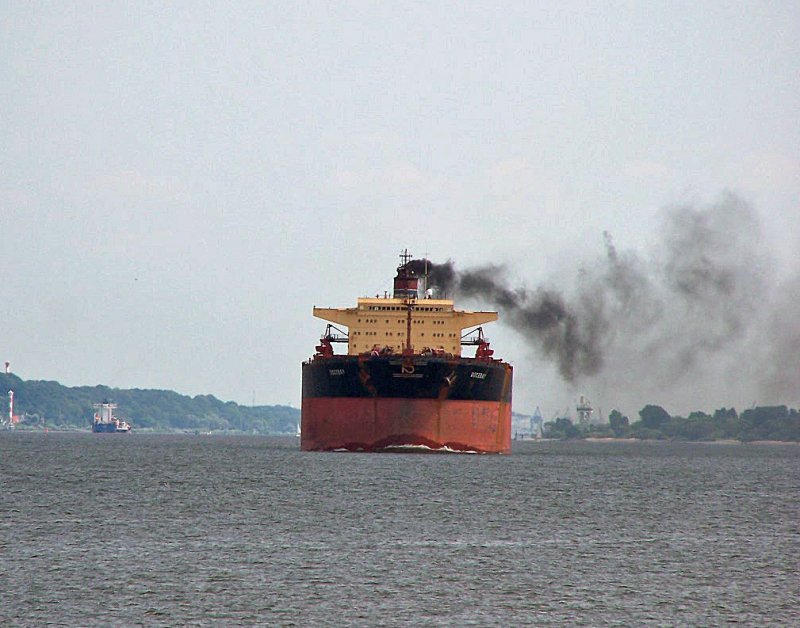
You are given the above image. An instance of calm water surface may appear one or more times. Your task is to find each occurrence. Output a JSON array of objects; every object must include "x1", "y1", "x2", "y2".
[{"x1": 1, "y1": 433, "x2": 797, "y2": 626}]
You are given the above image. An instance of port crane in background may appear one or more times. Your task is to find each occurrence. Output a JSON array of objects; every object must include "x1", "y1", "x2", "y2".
[{"x1": 576, "y1": 395, "x2": 594, "y2": 424}]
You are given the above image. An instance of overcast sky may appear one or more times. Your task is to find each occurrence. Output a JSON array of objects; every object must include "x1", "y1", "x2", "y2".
[{"x1": 2, "y1": 2, "x2": 798, "y2": 419}]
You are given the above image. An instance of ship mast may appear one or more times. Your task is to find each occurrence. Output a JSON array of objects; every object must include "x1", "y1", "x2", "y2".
[
  {"x1": 405, "y1": 300, "x2": 413, "y2": 355},
  {"x1": 393, "y1": 249, "x2": 418, "y2": 356}
]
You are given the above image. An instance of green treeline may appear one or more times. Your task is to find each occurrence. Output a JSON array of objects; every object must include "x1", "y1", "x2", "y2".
[
  {"x1": 0, "y1": 373, "x2": 299, "y2": 433},
  {"x1": 5, "y1": 371, "x2": 797, "y2": 441},
  {"x1": 544, "y1": 404, "x2": 800, "y2": 442}
]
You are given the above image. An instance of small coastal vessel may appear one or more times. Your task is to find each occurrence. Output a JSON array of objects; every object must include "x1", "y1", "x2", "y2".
[{"x1": 91, "y1": 402, "x2": 131, "y2": 433}]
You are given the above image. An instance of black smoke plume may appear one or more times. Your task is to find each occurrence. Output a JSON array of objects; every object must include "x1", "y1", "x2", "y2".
[
  {"x1": 420, "y1": 259, "x2": 605, "y2": 381},
  {"x1": 403, "y1": 258, "x2": 456, "y2": 292},
  {"x1": 413, "y1": 192, "x2": 782, "y2": 404}
]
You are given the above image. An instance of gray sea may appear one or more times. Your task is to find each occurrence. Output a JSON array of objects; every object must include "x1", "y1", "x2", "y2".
[{"x1": 1, "y1": 433, "x2": 797, "y2": 626}]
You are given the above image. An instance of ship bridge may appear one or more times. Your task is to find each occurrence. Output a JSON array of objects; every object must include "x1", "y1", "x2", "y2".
[
  {"x1": 313, "y1": 250, "x2": 499, "y2": 357},
  {"x1": 313, "y1": 297, "x2": 497, "y2": 357}
]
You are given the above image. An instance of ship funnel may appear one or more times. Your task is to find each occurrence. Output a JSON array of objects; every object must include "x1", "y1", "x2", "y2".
[{"x1": 393, "y1": 249, "x2": 419, "y2": 300}]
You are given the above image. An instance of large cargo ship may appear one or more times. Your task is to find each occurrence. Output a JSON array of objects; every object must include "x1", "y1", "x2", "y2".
[
  {"x1": 91, "y1": 402, "x2": 131, "y2": 433},
  {"x1": 301, "y1": 251, "x2": 512, "y2": 453}
]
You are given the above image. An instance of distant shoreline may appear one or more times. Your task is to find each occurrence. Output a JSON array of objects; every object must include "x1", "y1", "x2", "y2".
[
  {"x1": 5, "y1": 428, "x2": 798, "y2": 445},
  {"x1": 568, "y1": 437, "x2": 799, "y2": 445},
  {"x1": 517, "y1": 436, "x2": 799, "y2": 445},
  {"x1": 0, "y1": 427, "x2": 297, "y2": 436}
]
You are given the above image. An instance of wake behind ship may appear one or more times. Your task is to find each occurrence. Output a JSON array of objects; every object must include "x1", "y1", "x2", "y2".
[{"x1": 301, "y1": 251, "x2": 512, "y2": 453}]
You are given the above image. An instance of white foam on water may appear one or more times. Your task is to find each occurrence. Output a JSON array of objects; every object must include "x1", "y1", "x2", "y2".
[{"x1": 382, "y1": 443, "x2": 479, "y2": 454}]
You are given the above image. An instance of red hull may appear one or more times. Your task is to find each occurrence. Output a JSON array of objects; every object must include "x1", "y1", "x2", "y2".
[{"x1": 301, "y1": 397, "x2": 512, "y2": 453}]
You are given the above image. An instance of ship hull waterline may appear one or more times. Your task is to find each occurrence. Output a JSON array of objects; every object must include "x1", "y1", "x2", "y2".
[
  {"x1": 92, "y1": 424, "x2": 129, "y2": 433},
  {"x1": 301, "y1": 397, "x2": 512, "y2": 454}
]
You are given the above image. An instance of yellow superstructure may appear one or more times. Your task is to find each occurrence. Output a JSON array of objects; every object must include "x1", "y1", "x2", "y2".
[{"x1": 314, "y1": 296, "x2": 498, "y2": 357}]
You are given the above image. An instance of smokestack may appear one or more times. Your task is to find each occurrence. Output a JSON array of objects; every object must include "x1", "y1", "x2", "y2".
[
  {"x1": 8, "y1": 390, "x2": 13, "y2": 421},
  {"x1": 4, "y1": 362, "x2": 8, "y2": 374},
  {"x1": 393, "y1": 249, "x2": 420, "y2": 300}
]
